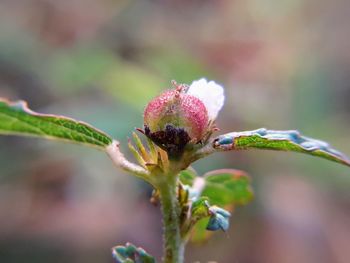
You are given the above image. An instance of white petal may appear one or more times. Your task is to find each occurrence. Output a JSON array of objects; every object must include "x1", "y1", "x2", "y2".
[{"x1": 187, "y1": 78, "x2": 225, "y2": 120}]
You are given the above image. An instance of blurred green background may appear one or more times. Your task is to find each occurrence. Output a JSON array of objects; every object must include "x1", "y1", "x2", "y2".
[{"x1": 0, "y1": 1, "x2": 349, "y2": 262}]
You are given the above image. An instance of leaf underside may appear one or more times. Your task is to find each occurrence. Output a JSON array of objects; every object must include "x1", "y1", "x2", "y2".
[
  {"x1": 0, "y1": 98, "x2": 112, "y2": 149},
  {"x1": 213, "y1": 128, "x2": 350, "y2": 167}
]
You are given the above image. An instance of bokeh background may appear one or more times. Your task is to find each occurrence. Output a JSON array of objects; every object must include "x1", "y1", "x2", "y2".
[{"x1": 0, "y1": 0, "x2": 350, "y2": 262}]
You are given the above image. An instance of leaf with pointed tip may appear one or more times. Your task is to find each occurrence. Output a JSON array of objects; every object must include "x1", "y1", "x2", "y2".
[
  {"x1": 213, "y1": 128, "x2": 350, "y2": 167},
  {"x1": 0, "y1": 98, "x2": 112, "y2": 149}
]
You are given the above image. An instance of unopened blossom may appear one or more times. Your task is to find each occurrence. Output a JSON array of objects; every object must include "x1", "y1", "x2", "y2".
[{"x1": 143, "y1": 78, "x2": 225, "y2": 155}]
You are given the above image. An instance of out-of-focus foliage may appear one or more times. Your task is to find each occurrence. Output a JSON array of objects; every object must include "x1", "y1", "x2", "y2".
[
  {"x1": 180, "y1": 169, "x2": 254, "y2": 207},
  {"x1": 0, "y1": 0, "x2": 350, "y2": 262},
  {"x1": 180, "y1": 168, "x2": 253, "y2": 243}
]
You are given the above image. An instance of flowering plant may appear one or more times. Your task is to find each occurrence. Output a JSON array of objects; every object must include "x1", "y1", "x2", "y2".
[{"x1": 0, "y1": 78, "x2": 349, "y2": 263}]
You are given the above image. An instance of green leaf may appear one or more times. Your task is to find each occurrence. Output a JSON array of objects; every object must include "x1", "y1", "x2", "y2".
[
  {"x1": 202, "y1": 169, "x2": 254, "y2": 206},
  {"x1": 191, "y1": 197, "x2": 210, "y2": 221},
  {"x1": 0, "y1": 98, "x2": 112, "y2": 149},
  {"x1": 190, "y1": 199, "x2": 232, "y2": 243},
  {"x1": 213, "y1": 128, "x2": 350, "y2": 167},
  {"x1": 112, "y1": 243, "x2": 155, "y2": 263},
  {"x1": 183, "y1": 169, "x2": 253, "y2": 243},
  {"x1": 190, "y1": 198, "x2": 231, "y2": 232},
  {"x1": 180, "y1": 168, "x2": 254, "y2": 207},
  {"x1": 179, "y1": 168, "x2": 197, "y2": 186}
]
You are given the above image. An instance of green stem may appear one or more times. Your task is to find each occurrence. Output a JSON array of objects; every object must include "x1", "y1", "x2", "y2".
[{"x1": 158, "y1": 176, "x2": 185, "y2": 263}]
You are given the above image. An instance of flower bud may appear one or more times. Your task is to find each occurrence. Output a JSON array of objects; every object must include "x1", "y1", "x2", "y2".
[{"x1": 143, "y1": 84, "x2": 209, "y2": 155}]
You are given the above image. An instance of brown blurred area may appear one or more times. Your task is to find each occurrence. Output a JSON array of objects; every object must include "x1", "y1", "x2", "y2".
[{"x1": 0, "y1": 0, "x2": 350, "y2": 262}]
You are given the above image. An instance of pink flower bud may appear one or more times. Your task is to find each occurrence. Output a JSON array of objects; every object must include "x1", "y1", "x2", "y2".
[{"x1": 143, "y1": 84, "x2": 209, "y2": 155}]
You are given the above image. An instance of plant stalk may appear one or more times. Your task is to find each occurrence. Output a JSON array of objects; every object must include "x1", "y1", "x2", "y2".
[{"x1": 158, "y1": 176, "x2": 185, "y2": 263}]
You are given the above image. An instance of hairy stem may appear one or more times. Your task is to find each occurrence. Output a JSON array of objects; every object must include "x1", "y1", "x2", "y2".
[{"x1": 158, "y1": 176, "x2": 185, "y2": 263}]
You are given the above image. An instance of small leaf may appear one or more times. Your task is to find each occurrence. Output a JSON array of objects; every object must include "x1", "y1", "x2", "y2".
[
  {"x1": 213, "y1": 128, "x2": 350, "y2": 167},
  {"x1": 191, "y1": 197, "x2": 210, "y2": 221},
  {"x1": 206, "y1": 206, "x2": 231, "y2": 232},
  {"x1": 189, "y1": 205, "x2": 232, "y2": 242},
  {"x1": 112, "y1": 243, "x2": 155, "y2": 263},
  {"x1": 191, "y1": 199, "x2": 231, "y2": 232},
  {"x1": 0, "y1": 98, "x2": 112, "y2": 149},
  {"x1": 202, "y1": 169, "x2": 254, "y2": 206},
  {"x1": 188, "y1": 169, "x2": 253, "y2": 243},
  {"x1": 179, "y1": 168, "x2": 253, "y2": 207}
]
